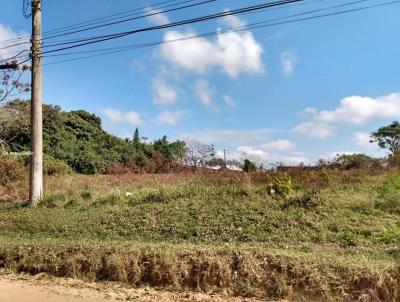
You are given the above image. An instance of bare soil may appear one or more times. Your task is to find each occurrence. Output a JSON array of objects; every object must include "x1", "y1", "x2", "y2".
[{"x1": 0, "y1": 270, "x2": 271, "y2": 302}]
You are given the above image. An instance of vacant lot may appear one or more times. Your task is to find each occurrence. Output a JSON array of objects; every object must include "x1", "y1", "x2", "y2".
[{"x1": 0, "y1": 170, "x2": 399, "y2": 301}]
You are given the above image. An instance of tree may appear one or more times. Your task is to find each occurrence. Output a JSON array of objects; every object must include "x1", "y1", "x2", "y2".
[
  {"x1": 185, "y1": 140, "x2": 215, "y2": 167},
  {"x1": 153, "y1": 135, "x2": 186, "y2": 162},
  {"x1": 243, "y1": 159, "x2": 257, "y2": 172},
  {"x1": 370, "y1": 121, "x2": 400, "y2": 154},
  {"x1": 0, "y1": 62, "x2": 30, "y2": 153},
  {"x1": 0, "y1": 60, "x2": 30, "y2": 103},
  {"x1": 133, "y1": 128, "x2": 140, "y2": 144}
]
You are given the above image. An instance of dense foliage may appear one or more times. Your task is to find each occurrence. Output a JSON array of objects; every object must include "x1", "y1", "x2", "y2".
[
  {"x1": 370, "y1": 121, "x2": 400, "y2": 154},
  {"x1": 0, "y1": 100, "x2": 186, "y2": 174}
]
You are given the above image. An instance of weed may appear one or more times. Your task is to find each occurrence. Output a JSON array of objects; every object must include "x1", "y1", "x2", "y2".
[
  {"x1": 282, "y1": 190, "x2": 321, "y2": 210},
  {"x1": 267, "y1": 174, "x2": 295, "y2": 199}
]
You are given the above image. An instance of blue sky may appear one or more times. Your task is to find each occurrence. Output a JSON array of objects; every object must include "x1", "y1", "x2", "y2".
[{"x1": 1, "y1": 0, "x2": 400, "y2": 164}]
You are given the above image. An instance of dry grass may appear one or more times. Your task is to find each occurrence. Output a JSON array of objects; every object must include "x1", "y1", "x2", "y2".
[
  {"x1": 0, "y1": 242, "x2": 398, "y2": 301},
  {"x1": 0, "y1": 168, "x2": 399, "y2": 301}
]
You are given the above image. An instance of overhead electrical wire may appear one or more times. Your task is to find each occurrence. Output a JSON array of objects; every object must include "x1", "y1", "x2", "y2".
[
  {"x1": 41, "y1": 0, "x2": 204, "y2": 38},
  {"x1": 35, "y1": 0, "x2": 303, "y2": 54},
  {"x1": 0, "y1": 0, "x2": 215, "y2": 53},
  {"x1": 41, "y1": 0, "x2": 371, "y2": 58},
  {"x1": 0, "y1": 0, "x2": 207, "y2": 45},
  {"x1": 4, "y1": 0, "x2": 399, "y2": 67},
  {"x1": 36, "y1": 0, "x2": 400, "y2": 67}
]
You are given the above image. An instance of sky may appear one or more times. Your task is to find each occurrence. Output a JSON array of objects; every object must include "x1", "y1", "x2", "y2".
[{"x1": 1, "y1": 0, "x2": 400, "y2": 165}]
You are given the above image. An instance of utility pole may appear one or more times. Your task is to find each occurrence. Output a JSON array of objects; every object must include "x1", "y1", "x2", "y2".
[
  {"x1": 29, "y1": 0, "x2": 43, "y2": 206},
  {"x1": 223, "y1": 149, "x2": 227, "y2": 167}
]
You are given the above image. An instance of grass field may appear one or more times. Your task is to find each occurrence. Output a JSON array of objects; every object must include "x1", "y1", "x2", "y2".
[{"x1": 0, "y1": 170, "x2": 399, "y2": 301}]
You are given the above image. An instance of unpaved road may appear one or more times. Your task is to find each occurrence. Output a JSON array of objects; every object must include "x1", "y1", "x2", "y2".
[{"x1": 0, "y1": 270, "x2": 270, "y2": 302}]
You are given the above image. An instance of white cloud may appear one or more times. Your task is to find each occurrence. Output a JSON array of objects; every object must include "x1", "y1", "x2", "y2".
[
  {"x1": 157, "y1": 110, "x2": 187, "y2": 125},
  {"x1": 103, "y1": 108, "x2": 143, "y2": 126},
  {"x1": 326, "y1": 151, "x2": 359, "y2": 160},
  {"x1": 153, "y1": 78, "x2": 177, "y2": 105},
  {"x1": 281, "y1": 50, "x2": 297, "y2": 77},
  {"x1": 144, "y1": 7, "x2": 170, "y2": 25},
  {"x1": 352, "y1": 131, "x2": 375, "y2": 149},
  {"x1": 222, "y1": 10, "x2": 247, "y2": 28},
  {"x1": 294, "y1": 92, "x2": 400, "y2": 139},
  {"x1": 194, "y1": 79, "x2": 214, "y2": 108},
  {"x1": 230, "y1": 146, "x2": 308, "y2": 165},
  {"x1": 294, "y1": 121, "x2": 335, "y2": 140},
  {"x1": 260, "y1": 139, "x2": 296, "y2": 151},
  {"x1": 0, "y1": 24, "x2": 28, "y2": 61},
  {"x1": 223, "y1": 95, "x2": 237, "y2": 108},
  {"x1": 160, "y1": 23, "x2": 264, "y2": 78},
  {"x1": 180, "y1": 128, "x2": 276, "y2": 146}
]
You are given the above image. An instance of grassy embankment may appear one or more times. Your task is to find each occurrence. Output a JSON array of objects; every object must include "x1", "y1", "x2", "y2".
[{"x1": 0, "y1": 170, "x2": 399, "y2": 301}]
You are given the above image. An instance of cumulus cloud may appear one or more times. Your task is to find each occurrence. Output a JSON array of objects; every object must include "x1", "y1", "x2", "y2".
[
  {"x1": 281, "y1": 50, "x2": 296, "y2": 77},
  {"x1": 180, "y1": 128, "x2": 276, "y2": 146},
  {"x1": 223, "y1": 146, "x2": 307, "y2": 165},
  {"x1": 157, "y1": 110, "x2": 187, "y2": 125},
  {"x1": 294, "y1": 92, "x2": 400, "y2": 139},
  {"x1": 294, "y1": 121, "x2": 335, "y2": 140},
  {"x1": 222, "y1": 10, "x2": 247, "y2": 28},
  {"x1": 153, "y1": 78, "x2": 177, "y2": 105},
  {"x1": 160, "y1": 23, "x2": 264, "y2": 78},
  {"x1": 194, "y1": 79, "x2": 214, "y2": 108},
  {"x1": 0, "y1": 24, "x2": 28, "y2": 61},
  {"x1": 144, "y1": 7, "x2": 170, "y2": 25},
  {"x1": 260, "y1": 139, "x2": 296, "y2": 151},
  {"x1": 352, "y1": 131, "x2": 376, "y2": 149},
  {"x1": 223, "y1": 95, "x2": 237, "y2": 108},
  {"x1": 182, "y1": 128, "x2": 302, "y2": 165},
  {"x1": 103, "y1": 108, "x2": 143, "y2": 126}
]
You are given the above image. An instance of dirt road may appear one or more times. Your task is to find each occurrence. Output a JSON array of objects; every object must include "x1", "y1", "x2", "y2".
[{"x1": 0, "y1": 270, "x2": 268, "y2": 302}]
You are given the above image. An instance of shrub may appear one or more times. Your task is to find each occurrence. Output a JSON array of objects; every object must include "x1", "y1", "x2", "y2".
[
  {"x1": 331, "y1": 153, "x2": 381, "y2": 170},
  {"x1": 282, "y1": 190, "x2": 321, "y2": 209},
  {"x1": 267, "y1": 174, "x2": 295, "y2": 199},
  {"x1": 43, "y1": 155, "x2": 73, "y2": 175},
  {"x1": 387, "y1": 150, "x2": 400, "y2": 167},
  {"x1": 374, "y1": 173, "x2": 400, "y2": 214},
  {"x1": 0, "y1": 154, "x2": 26, "y2": 186}
]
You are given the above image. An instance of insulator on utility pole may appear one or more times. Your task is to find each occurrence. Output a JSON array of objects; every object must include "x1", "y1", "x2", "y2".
[{"x1": 29, "y1": 0, "x2": 43, "y2": 206}]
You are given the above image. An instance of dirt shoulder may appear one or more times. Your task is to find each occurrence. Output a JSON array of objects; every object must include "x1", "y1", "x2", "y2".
[{"x1": 0, "y1": 270, "x2": 269, "y2": 302}]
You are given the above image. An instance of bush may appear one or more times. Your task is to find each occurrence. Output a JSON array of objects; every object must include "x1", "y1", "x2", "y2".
[
  {"x1": 331, "y1": 153, "x2": 381, "y2": 170},
  {"x1": 44, "y1": 155, "x2": 73, "y2": 175},
  {"x1": 267, "y1": 174, "x2": 295, "y2": 199},
  {"x1": 375, "y1": 173, "x2": 400, "y2": 214},
  {"x1": 0, "y1": 155, "x2": 26, "y2": 186},
  {"x1": 387, "y1": 151, "x2": 400, "y2": 167},
  {"x1": 282, "y1": 190, "x2": 321, "y2": 209}
]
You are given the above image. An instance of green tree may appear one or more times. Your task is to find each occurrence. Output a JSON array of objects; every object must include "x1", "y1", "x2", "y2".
[
  {"x1": 133, "y1": 128, "x2": 140, "y2": 144},
  {"x1": 243, "y1": 159, "x2": 257, "y2": 172},
  {"x1": 370, "y1": 121, "x2": 400, "y2": 154}
]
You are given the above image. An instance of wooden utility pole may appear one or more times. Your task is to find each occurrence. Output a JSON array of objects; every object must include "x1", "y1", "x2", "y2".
[
  {"x1": 29, "y1": 0, "x2": 43, "y2": 206},
  {"x1": 223, "y1": 149, "x2": 227, "y2": 167}
]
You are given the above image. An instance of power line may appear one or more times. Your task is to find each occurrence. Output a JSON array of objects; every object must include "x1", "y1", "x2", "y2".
[
  {"x1": 38, "y1": 0, "x2": 303, "y2": 55},
  {"x1": 37, "y1": 0, "x2": 400, "y2": 67},
  {"x1": 42, "y1": 0, "x2": 369, "y2": 59},
  {"x1": 0, "y1": 0, "x2": 215, "y2": 51},
  {"x1": 41, "y1": 0, "x2": 204, "y2": 38},
  {"x1": 0, "y1": 0, "x2": 204, "y2": 45},
  {"x1": 41, "y1": 0, "x2": 217, "y2": 41}
]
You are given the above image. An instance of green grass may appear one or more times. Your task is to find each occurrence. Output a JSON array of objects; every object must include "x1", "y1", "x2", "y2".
[
  {"x1": 0, "y1": 179, "x2": 399, "y2": 248},
  {"x1": 0, "y1": 172, "x2": 399, "y2": 300}
]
